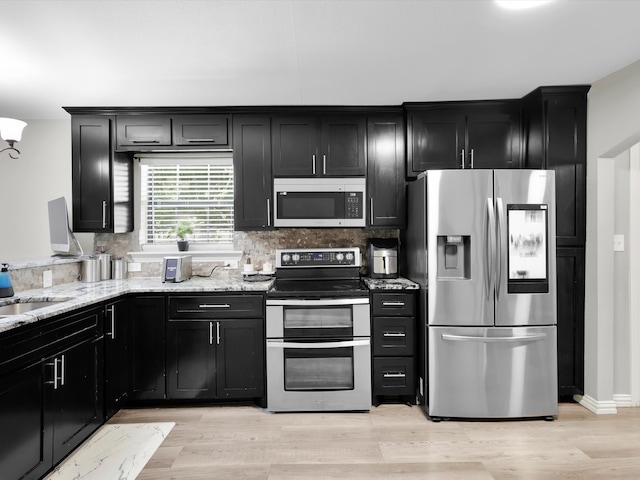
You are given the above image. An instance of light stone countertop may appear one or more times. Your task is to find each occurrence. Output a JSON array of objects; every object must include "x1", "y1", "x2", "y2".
[{"x1": 0, "y1": 275, "x2": 275, "y2": 334}]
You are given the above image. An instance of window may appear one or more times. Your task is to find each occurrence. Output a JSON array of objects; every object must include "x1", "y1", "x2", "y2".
[{"x1": 138, "y1": 154, "x2": 234, "y2": 246}]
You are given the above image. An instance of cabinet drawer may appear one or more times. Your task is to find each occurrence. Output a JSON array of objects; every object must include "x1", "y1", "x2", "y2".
[
  {"x1": 372, "y1": 293, "x2": 414, "y2": 316},
  {"x1": 372, "y1": 317, "x2": 415, "y2": 356},
  {"x1": 173, "y1": 114, "x2": 230, "y2": 147},
  {"x1": 373, "y1": 357, "x2": 415, "y2": 395},
  {"x1": 168, "y1": 295, "x2": 263, "y2": 319},
  {"x1": 116, "y1": 115, "x2": 172, "y2": 147}
]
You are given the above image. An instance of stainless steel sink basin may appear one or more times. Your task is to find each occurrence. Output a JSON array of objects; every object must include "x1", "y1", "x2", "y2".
[{"x1": 0, "y1": 299, "x2": 70, "y2": 315}]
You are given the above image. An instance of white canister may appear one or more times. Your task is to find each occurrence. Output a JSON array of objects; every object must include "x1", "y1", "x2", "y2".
[{"x1": 81, "y1": 257, "x2": 101, "y2": 283}]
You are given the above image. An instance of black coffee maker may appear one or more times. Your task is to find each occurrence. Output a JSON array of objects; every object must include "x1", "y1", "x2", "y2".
[{"x1": 367, "y1": 238, "x2": 398, "y2": 279}]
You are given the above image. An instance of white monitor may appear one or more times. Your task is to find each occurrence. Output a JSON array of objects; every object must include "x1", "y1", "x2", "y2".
[{"x1": 48, "y1": 196, "x2": 83, "y2": 256}]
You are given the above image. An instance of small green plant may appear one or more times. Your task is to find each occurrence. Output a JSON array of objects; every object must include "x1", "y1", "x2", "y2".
[{"x1": 171, "y1": 221, "x2": 194, "y2": 240}]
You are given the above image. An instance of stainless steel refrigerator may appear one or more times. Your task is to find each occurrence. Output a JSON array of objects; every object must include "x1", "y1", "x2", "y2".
[{"x1": 403, "y1": 169, "x2": 557, "y2": 420}]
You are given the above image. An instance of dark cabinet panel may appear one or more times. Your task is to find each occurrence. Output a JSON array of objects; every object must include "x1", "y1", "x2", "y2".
[
  {"x1": 233, "y1": 115, "x2": 273, "y2": 230},
  {"x1": 116, "y1": 115, "x2": 172, "y2": 148},
  {"x1": 556, "y1": 247, "x2": 585, "y2": 397},
  {"x1": 129, "y1": 296, "x2": 166, "y2": 401},
  {"x1": 173, "y1": 114, "x2": 230, "y2": 148},
  {"x1": 320, "y1": 116, "x2": 367, "y2": 176},
  {"x1": 406, "y1": 102, "x2": 521, "y2": 175},
  {"x1": 272, "y1": 116, "x2": 318, "y2": 176},
  {"x1": 367, "y1": 115, "x2": 406, "y2": 228},
  {"x1": 104, "y1": 299, "x2": 129, "y2": 419}
]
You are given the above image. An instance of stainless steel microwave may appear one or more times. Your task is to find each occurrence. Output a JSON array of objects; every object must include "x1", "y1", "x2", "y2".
[{"x1": 273, "y1": 177, "x2": 366, "y2": 227}]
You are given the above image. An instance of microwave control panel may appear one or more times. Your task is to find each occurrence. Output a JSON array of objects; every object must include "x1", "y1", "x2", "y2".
[{"x1": 345, "y1": 192, "x2": 363, "y2": 219}]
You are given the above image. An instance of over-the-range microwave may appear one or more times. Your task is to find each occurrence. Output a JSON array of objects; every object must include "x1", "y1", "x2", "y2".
[{"x1": 273, "y1": 177, "x2": 366, "y2": 227}]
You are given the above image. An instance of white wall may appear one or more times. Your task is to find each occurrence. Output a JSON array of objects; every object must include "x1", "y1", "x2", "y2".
[
  {"x1": 0, "y1": 119, "x2": 92, "y2": 263},
  {"x1": 585, "y1": 58, "x2": 640, "y2": 411}
]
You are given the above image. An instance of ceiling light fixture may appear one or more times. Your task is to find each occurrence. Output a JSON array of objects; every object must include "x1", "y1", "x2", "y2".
[
  {"x1": 495, "y1": 0, "x2": 553, "y2": 10},
  {"x1": 0, "y1": 118, "x2": 27, "y2": 159}
]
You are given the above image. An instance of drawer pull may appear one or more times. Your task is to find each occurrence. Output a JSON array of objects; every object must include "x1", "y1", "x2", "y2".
[
  {"x1": 185, "y1": 138, "x2": 216, "y2": 142},
  {"x1": 383, "y1": 372, "x2": 406, "y2": 378},
  {"x1": 199, "y1": 304, "x2": 231, "y2": 309},
  {"x1": 383, "y1": 332, "x2": 406, "y2": 337},
  {"x1": 382, "y1": 302, "x2": 405, "y2": 307}
]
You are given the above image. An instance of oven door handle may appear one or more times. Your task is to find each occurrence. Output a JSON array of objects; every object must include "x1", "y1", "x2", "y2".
[
  {"x1": 266, "y1": 298, "x2": 370, "y2": 306},
  {"x1": 266, "y1": 339, "x2": 370, "y2": 349}
]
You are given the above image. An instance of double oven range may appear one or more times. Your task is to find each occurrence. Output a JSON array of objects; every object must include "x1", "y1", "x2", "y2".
[{"x1": 266, "y1": 248, "x2": 371, "y2": 412}]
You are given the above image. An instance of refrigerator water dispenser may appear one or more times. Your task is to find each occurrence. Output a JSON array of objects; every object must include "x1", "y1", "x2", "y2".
[{"x1": 437, "y1": 235, "x2": 470, "y2": 279}]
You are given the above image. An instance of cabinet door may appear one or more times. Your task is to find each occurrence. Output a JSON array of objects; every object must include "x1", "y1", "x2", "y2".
[
  {"x1": 0, "y1": 362, "x2": 52, "y2": 480},
  {"x1": 367, "y1": 115, "x2": 406, "y2": 228},
  {"x1": 173, "y1": 114, "x2": 230, "y2": 148},
  {"x1": 233, "y1": 115, "x2": 273, "y2": 230},
  {"x1": 466, "y1": 107, "x2": 521, "y2": 169},
  {"x1": 166, "y1": 321, "x2": 216, "y2": 399},
  {"x1": 104, "y1": 299, "x2": 129, "y2": 419},
  {"x1": 216, "y1": 318, "x2": 264, "y2": 400},
  {"x1": 71, "y1": 115, "x2": 113, "y2": 232},
  {"x1": 116, "y1": 115, "x2": 172, "y2": 148},
  {"x1": 556, "y1": 247, "x2": 585, "y2": 397},
  {"x1": 407, "y1": 108, "x2": 465, "y2": 174},
  {"x1": 320, "y1": 116, "x2": 366, "y2": 176},
  {"x1": 129, "y1": 296, "x2": 166, "y2": 401},
  {"x1": 272, "y1": 116, "x2": 318, "y2": 176},
  {"x1": 51, "y1": 335, "x2": 104, "y2": 464}
]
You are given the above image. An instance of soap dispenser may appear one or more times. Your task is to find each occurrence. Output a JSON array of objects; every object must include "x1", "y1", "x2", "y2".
[{"x1": 0, "y1": 263, "x2": 14, "y2": 298}]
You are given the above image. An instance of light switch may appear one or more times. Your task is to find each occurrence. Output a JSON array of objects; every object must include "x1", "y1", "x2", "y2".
[{"x1": 614, "y1": 234, "x2": 625, "y2": 252}]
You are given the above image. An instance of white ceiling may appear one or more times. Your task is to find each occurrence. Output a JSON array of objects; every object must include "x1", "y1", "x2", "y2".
[{"x1": 3, "y1": 0, "x2": 640, "y2": 120}]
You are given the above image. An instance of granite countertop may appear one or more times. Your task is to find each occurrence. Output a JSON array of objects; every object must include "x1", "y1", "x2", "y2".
[
  {"x1": 362, "y1": 276, "x2": 419, "y2": 291},
  {"x1": 0, "y1": 275, "x2": 275, "y2": 334}
]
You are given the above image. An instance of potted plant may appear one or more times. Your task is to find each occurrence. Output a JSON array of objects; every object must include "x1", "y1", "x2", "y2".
[{"x1": 171, "y1": 221, "x2": 194, "y2": 251}]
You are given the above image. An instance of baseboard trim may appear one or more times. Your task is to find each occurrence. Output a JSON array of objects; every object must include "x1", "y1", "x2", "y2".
[
  {"x1": 613, "y1": 394, "x2": 634, "y2": 407},
  {"x1": 575, "y1": 394, "x2": 618, "y2": 414}
]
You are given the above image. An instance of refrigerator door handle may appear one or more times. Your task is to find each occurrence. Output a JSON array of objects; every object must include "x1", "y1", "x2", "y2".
[
  {"x1": 441, "y1": 333, "x2": 547, "y2": 343},
  {"x1": 486, "y1": 197, "x2": 496, "y2": 300},
  {"x1": 495, "y1": 197, "x2": 505, "y2": 300}
]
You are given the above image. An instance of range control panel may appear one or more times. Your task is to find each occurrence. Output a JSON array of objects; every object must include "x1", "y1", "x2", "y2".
[{"x1": 276, "y1": 248, "x2": 361, "y2": 268}]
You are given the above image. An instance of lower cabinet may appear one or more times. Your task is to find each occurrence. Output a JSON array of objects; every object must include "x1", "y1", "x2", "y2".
[
  {"x1": 104, "y1": 298, "x2": 129, "y2": 419},
  {"x1": 370, "y1": 291, "x2": 417, "y2": 405},
  {"x1": 0, "y1": 307, "x2": 103, "y2": 480}
]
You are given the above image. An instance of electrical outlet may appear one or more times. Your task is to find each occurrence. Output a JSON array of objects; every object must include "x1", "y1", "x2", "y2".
[
  {"x1": 614, "y1": 234, "x2": 625, "y2": 252},
  {"x1": 128, "y1": 262, "x2": 142, "y2": 272},
  {"x1": 43, "y1": 270, "x2": 53, "y2": 288}
]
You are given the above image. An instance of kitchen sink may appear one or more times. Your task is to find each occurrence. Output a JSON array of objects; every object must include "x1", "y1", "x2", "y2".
[{"x1": 0, "y1": 299, "x2": 71, "y2": 315}]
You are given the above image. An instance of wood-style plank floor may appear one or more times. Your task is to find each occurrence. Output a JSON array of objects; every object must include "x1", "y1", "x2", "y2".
[{"x1": 108, "y1": 402, "x2": 640, "y2": 479}]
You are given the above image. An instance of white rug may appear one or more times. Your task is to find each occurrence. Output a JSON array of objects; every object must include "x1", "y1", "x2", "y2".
[{"x1": 45, "y1": 422, "x2": 175, "y2": 480}]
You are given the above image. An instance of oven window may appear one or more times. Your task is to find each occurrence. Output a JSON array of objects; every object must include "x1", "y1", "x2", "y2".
[
  {"x1": 277, "y1": 192, "x2": 345, "y2": 219},
  {"x1": 284, "y1": 346, "x2": 354, "y2": 391},
  {"x1": 283, "y1": 307, "x2": 353, "y2": 338}
]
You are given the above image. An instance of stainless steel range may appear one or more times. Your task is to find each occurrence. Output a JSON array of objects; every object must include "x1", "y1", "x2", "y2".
[{"x1": 266, "y1": 247, "x2": 371, "y2": 412}]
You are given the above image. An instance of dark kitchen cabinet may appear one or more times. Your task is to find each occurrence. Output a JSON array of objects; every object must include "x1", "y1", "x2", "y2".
[
  {"x1": 370, "y1": 291, "x2": 417, "y2": 405},
  {"x1": 167, "y1": 295, "x2": 265, "y2": 404},
  {"x1": 272, "y1": 114, "x2": 366, "y2": 177},
  {"x1": 367, "y1": 114, "x2": 406, "y2": 228},
  {"x1": 70, "y1": 115, "x2": 133, "y2": 233},
  {"x1": 233, "y1": 115, "x2": 274, "y2": 230},
  {"x1": 104, "y1": 298, "x2": 129, "y2": 419},
  {"x1": 116, "y1": 115, "x2": 172, "y2": 148},
  {"x1": 405, "y1": 101, "x2": 522, "y2": 175},
  {"x1": 173, "y1": 114, "x2": 230, "y2": 148},
  {"x1": 129, "y1": 295, "x2": 166, "y2": 401},
  {"x1": 0, "y1": 306, "x2": 103, "y2": 480}
]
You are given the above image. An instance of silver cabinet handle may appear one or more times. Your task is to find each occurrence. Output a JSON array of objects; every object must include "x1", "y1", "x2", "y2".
[
  {"x1": 383, "y1": 332, "x2": 406, "y2": 337},
  {"x1": 131, "y1": 139, "x2": 160, "y2": 143},
  {"x1": 60, "y1": 355, "x2": 65, "y2": 386},
  {"x1": 209, "y1": 322, "x2": 214, "y2": 345},
  {"x1": 460, "y1": 149, "x2": 465, "y2": 169},
  {"x1": 312, "y1": 154, "x2": 316, "y2": 175},
  {"x1": 470, "y1": 148, "x2": 474, "y2": 168},
  {"x1": 199, "y1": 304, "x2": 231, "y2": 308},
  {"x1": 323, "y1": 154, "x2": 327, "y2": 175},
  {"x1": 102, "y1": 200, "x2": 107, "y2": 228},
  {"x1": 216, "y1": 322, "x2": 221, "y2": 345},
  {"x1": 46, "y1": 359, "x2": 58, "y2": 389},
  {"x1": 383, "y1": 372, "x2": 406, "y2": 378},
  {"x1": 185, "y1": 138, "x2": 215, "y2": 143},
  {"x1": 382, "y1": 301, "x2": 405, "y2": 307},
  {"x1": 370, "y1": 198, "x2": 374, "y2": 225},
  {"x1": 106, "y1": 305, "x2": 116, "y2": 340},
  {"x1": 266, "y1": 198, "x2": 271, "y2": 227}
]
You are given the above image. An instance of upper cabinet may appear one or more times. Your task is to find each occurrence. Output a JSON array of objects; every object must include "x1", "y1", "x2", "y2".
[
  {"x1": 115, "y1": 113, "x2": 231, "y2": 151},
  {"x1": 70, "y1": 115, "x2": 133, "y2": 233},
  {"x1": 272, "y1": 114, "x2": 366, "y2": 177},
  {"x1": 522, "y1": 86, "x2": 589, "y2": 247},
  {"x1": 405, "y1": 101, "x2": 522, "y2": 175}
]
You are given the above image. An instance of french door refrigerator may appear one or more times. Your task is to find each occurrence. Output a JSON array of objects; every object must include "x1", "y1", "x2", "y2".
[{"x1": 404, "y1": 169, "x2": 557, "y2": 420}]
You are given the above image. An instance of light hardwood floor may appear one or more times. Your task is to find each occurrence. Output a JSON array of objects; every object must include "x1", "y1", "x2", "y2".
[{"x1": 108, "y1": 402, "x2": 640, "y2": 479}]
